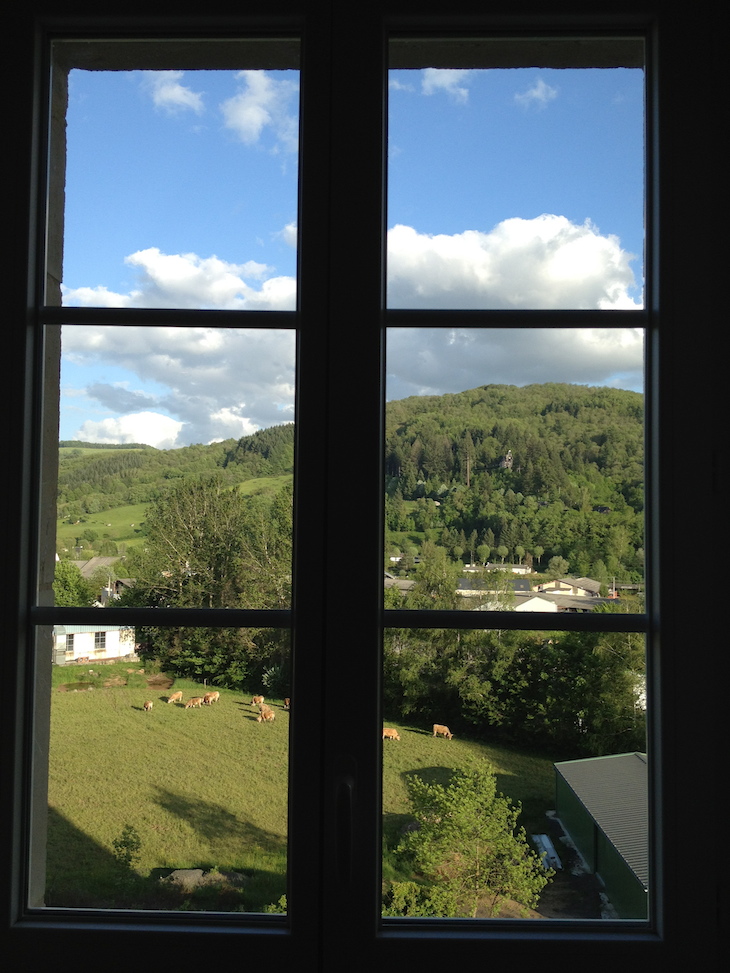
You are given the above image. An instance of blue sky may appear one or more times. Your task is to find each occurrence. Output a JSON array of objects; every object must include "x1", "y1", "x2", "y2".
[{"x1": 60, "y1": 60, "x2": 644, "y2": 447}]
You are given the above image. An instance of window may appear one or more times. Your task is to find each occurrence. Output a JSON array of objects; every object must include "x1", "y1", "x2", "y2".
[{"x1": 4, "y1": 2, "x2": 721, "y2": 969}]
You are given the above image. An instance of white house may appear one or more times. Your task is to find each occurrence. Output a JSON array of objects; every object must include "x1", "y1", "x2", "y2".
[
  {"x1": 535, "y1": 577, "x2": 604, "y2": 597},
  {"x1": 53, "y1": 624, "x2": 137, "y2": 665}
]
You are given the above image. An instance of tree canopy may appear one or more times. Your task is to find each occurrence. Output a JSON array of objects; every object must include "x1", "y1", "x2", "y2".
[{"x1": 394, "y1": 763, "x2": 552, "y2": 917}]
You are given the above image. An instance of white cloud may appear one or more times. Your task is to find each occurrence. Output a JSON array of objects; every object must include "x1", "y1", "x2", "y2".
[
  {"x1": 221, "y1": 70, "x2": 299, "y2": 152},
  {"x1": 514, "y1": 76, "x2": 558, "y2": 109},
  {"x1": 62, "y1": 326, "x2": 296, "y2": 448},
  {"x1": 421, "y1": 68, "x2": 472, "y2": 103},
  {"x1": 277, "y1": 221, "x2": 298, "y2": 248},
  {"x1": 63, "y1": 248, "x2": 296, "y2": 311},
  {"x1": 386, "y1": 327, "x2": 645, "y2": 402},
  {"x1": 387, "y1": 215, "x2": 641, "y2": 310},
  {"x1": 75, "y1": 412, "x2": 185, "y2": 450},
  {"x1": 140, "y1": 71, "x2": 204, "y2": 114},
  {"x1": 60, "y1": 212, "x2": 643, "y2": 447}
]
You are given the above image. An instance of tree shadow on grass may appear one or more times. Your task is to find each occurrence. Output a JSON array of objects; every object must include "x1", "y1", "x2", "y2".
[
  {"x1": 45, "y1": 805, "x2": 285, "y2": 912},
  {"x1": 151, "y1": 785, "x2": 285, "y2": 855}
]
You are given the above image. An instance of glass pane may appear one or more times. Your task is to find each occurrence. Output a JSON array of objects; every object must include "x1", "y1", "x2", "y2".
[
  {"x1": 51, "y1": 45, "x2": 299, "y2": 310},
  {"x1": 55, "y1": 325, "x2": 294, "y2": 610},
  {"x1": 382, "y1": 627, "x2": 647, "y2": 919},
  {"x1": 387, "y1": 39, "x2": 644, "y2": 310},
  {"x1": 43, "y1": 626, "x2": 290, "y2": 912},
  {"x1": 385, "y1": 328, "x2": 645, "y2": 609}
]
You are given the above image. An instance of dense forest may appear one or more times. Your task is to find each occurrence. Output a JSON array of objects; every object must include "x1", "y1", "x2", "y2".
[{"x1": 385, "y1": 383, "x2": 644, "y2": 583}]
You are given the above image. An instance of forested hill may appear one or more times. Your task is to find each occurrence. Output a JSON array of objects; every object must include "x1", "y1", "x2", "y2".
[
  {"x1": 385, "y1": 383, "x2": 644, "y2": 582},
  {"x1": 57, "y1": 422, "x2": 295, "y2": 520}
]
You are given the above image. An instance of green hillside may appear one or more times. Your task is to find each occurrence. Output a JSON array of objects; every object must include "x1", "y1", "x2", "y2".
[
  {"x1": 385, "y1": 382, "x2": 644, "y2": 581},
  {"x1": 56, "y1": 424, "x2": 295, "y2": 558}
]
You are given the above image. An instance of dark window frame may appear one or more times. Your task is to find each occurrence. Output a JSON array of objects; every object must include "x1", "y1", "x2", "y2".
[{"x1": 3, "y1": 2, "x2": 721, "y2": 970}]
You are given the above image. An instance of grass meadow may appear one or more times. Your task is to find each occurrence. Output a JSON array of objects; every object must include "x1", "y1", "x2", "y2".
[{"x1": 47, "y1": 664, "x2": 554, "y2": 913}]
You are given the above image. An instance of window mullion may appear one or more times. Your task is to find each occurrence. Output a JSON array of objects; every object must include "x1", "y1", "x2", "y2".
[{"x1": 317, "y1": 9, "x2": 387, "y2": 962}]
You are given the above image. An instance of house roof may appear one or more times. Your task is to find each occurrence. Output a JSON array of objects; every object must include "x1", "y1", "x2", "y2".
[
  {"x1": 71, "y1": 556, "x2": 124, "y2": 579},
  {"x1": 555, "y1": 752, "x2": 648, "y2": 889}
]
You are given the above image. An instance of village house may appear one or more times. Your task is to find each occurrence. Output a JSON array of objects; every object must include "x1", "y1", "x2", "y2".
[{"x1": 52, "y1": 624, "x2": 137, "y2": 665}]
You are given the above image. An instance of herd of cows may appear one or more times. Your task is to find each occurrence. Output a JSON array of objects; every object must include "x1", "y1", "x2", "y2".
[
  {"x1": 141, "y1": 692, "x2": 291, "y2": 719},
  {"x1": 142, "y1": 692, "x2": 451, "y2": 742},
  {"x1": 383, "y1": 723, "x2": 454, "y2": 741}
]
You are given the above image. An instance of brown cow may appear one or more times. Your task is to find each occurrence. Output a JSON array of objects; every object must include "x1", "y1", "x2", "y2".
[
  {"x1": 167, "y1": 691, "x2": 183, "y2": 704},
  {"x1": 185, "y1": 697, "x2": 204, "y2": 709},
  {"x1": 203, "y1": 691, "x2": 220, "y2": 705},
  {"x1": 257, "y1": 704, "x2": 275, "y2": 723},
  {"x1": 432, "y1": 723, "x2": 453, "y2": 740},
  {"x1": 382, "y1": 727, "x2": 400, "y2": 741},
  {"x1": 143, "y1": 700, "x2": 153, "y2": 712},
  {"x1": 283, "y1": 698, "x2": 291, "y2": 710},
  {"x1": 251, "y1": 695, "x2": 265, "y2": 707}
]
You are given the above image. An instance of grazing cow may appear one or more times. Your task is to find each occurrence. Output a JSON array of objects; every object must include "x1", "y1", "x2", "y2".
[
  {"x1": 432, "y1": 723, "x2": 453, "y2": 740},
  {"x1": 167, "y1": 691, "x2": 183, "y2": 704},
  {"x1": 257, "y1": 705, "x2": 275, "y2": 723},
  {"x1": 283, "y1": 698, "x2": 291, "y2": 710},
  {"x1": 143, "y1": 700, "x2": 153, "y2": 712},
  {"x1": 382, "y1": 727, "x2": 400, "y2": 741},
  {"x1": 251, "y1": 695, "x2": 265, "y2": 707},
  {"x1": 203, "y1": 691, "x2": 220, "y2": 705},
  {"x1": 185, "y1": 697, "x2": 204, "y2": 709}
]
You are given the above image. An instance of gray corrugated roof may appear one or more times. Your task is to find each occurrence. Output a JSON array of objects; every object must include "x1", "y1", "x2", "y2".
[{"x1": 555, "y1": 752, "x2": 648, "y2": 889}]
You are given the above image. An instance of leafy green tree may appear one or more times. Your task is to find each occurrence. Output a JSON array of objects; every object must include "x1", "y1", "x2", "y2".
[
  {"x1": 411, "y1": 542, "x2": 460, "y2": 608},
  {"x1": 121, "y1": 475, "x2": 292, "y2": 687},
  {"x1": 122, "y1": 475, "x2": 291, "y2": 610},
  {"x1": 397, "y1": 763, "x2": 552, "y2": 917},
  {"x1": 476, "y1": 544, "x2": 490, "y2": 566},
  {"x1": 53, "y1": 560, "x2": 96, "y2": 607},
  {"x1": 546, "y1": 555, "x2": 570, "y2": 579}
]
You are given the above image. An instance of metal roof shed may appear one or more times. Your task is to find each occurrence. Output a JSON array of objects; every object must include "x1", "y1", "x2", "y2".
[{"x1": 554, "y1": 752, "x2": 648, "y2": 919}]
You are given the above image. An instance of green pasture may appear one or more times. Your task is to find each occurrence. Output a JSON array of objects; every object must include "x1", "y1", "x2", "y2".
[
  {"x1": 57, "y1": 502, "x2": 151, "y2": 555},
  {"x1": 47, "y1": 664, "x2": 554, "y2": 912}
]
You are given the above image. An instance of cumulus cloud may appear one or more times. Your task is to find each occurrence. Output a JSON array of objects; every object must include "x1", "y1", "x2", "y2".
[
  {"x1": 140, "y1": 71, "x2": 205, "y2": 114},
  {"x1": 514, "y1": 76, "x2": 558, "y2": 109},
  {"x1": 386, "y1": 327, "x2": 645, "y2": 402},
  {"x1": 62, "y1": 326, "x2": 296, "y2": 448},
  {"x1": 75, "y1": 412, "x2": 185, "y2": 450},
  {"x1": 60, "y1": 212, "x2": 643, "y2": 447},
  {"x1": 63, "y1": 248, "x2": 296, "y2": 311},
  {"x1": 221, "y1": 70, "x2": 299, "y2": 152},
  {"x1": 421, "y1": 68, "x2": 472, "y2": 103},
  {"x1": 387, "y1": 215, "x2": 641, "y2": 310}
]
